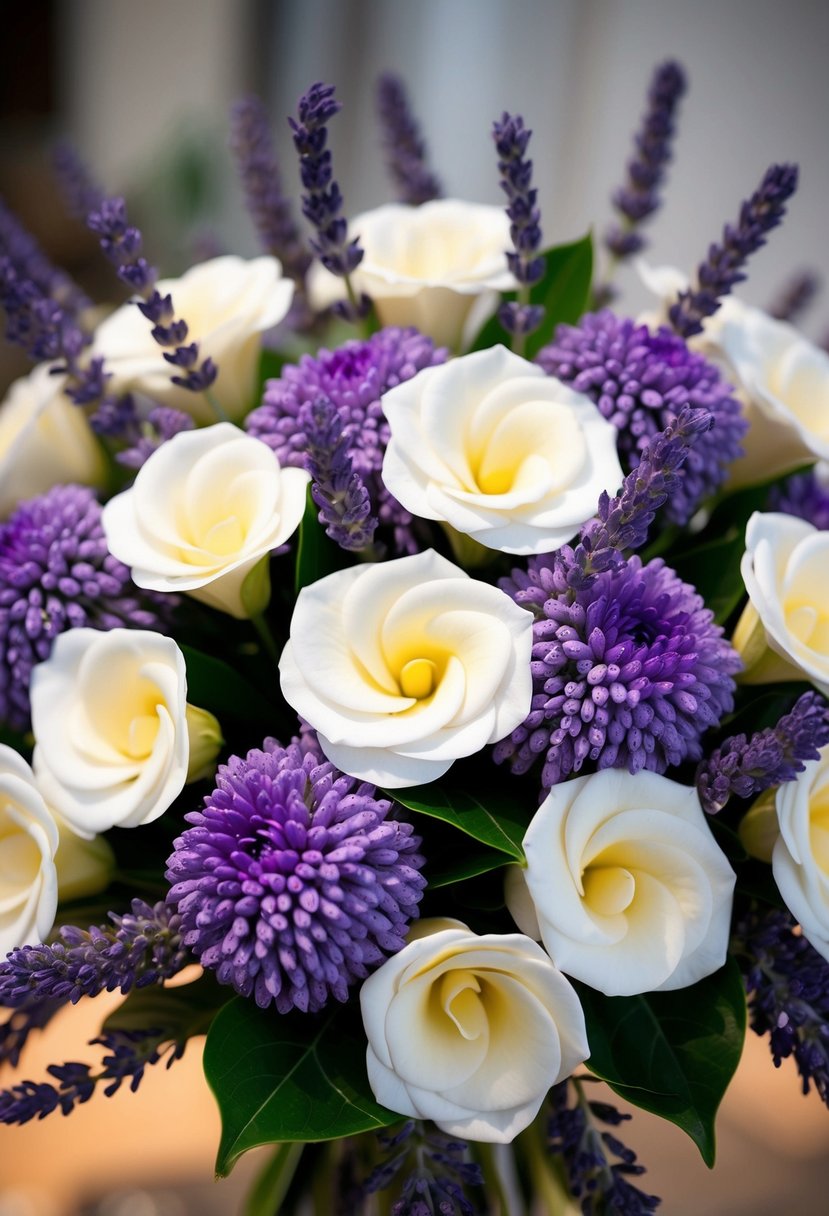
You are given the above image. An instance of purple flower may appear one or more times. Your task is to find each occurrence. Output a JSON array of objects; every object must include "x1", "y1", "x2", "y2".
[
  {"x1": 299, "y1": 396, "x2": 378, "y2": 552},
  {"x1": 117, "y1": 405, "x2": 195, "y2": 471},
  {"x1": 165, "y1": 733, "x2": 426, "y2": 1014},
  {"x1": 492, "y1": 112, "x2": 545, "y2": 341},
  {"x1": 495, "y1": 554, "x2": 740, "y2": 794},
  {"x1": 769, "y1": 466, "x2": 829, "y2": 530},
  {"x1": 246, "y1": 326, "x2": 446, "y2": 554},
  {"x1": 766, "y1": 270, "x2": 821, "y2": 324},
  {"x1": 696, "y1": 691, "x2": 829, "y2": 815},
  {"x1": 0, "y1": 484, "x2": 172, "y2": 731},
  {"x1": 537, "y1": 311, "x2": 746, "y2": 524},
  {"x1": 376, "y1": 74, "x2": 442, "y2": 207},
  {"x1": 669, "y1": 163, "x2": 799, "y2": 339}
]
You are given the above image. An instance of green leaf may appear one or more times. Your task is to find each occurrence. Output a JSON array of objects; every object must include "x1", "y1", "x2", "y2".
[
  {"x1": 427, "y1": 849, "x2": 513, "y2": 889},
  {"x1": 180, "y1": 644, "x2": 278, "y2": 724},
  {"x1": 670, "y1": 531, "x2": 747, "y2": 624},
  {"x1": 205, "y1": 999, "x2": 398, "y2": 1174},
  {"x1": 392, "y1": 783, "x2": 527, "y2": 863},
  {"x1": 294, "y1": 486, "x2": 351, "y2": 594},
  {"x1": 470, "y1": 232, "x2": 594, "y2": 355},
  {"x1": 577, "y1": 958, "x2": 746, "y2": 1167}
]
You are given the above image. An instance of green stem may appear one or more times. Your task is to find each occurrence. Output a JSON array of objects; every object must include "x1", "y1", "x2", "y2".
[
  {"x1": 250, "y1": 613, "x2": 281, "y2": 667},
  {"x1": 204, "y1": 388, "x2": 230, "y2": 424},
  {"x1": 243, "y1": 1142, "x2": 304, "y2": 1216},
  {"x1": 516, "y1": 1108, "x2": 576, "y2": 1216},
  {"x1": 474, "y1": 1141, "x2": 525, "y2": 1216},
  {"x1": 512, "y1": 284, "x2": 530, "y2": 358}
]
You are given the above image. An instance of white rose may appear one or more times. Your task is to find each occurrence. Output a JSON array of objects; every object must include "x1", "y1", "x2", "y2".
[
  {"x1": 309, "y1": 200, "x2": 516, "y2": 350},
  {"x1": 772, "y1": 745, "x2": 829, "y2": 961},
  {"x1": 101, "y1": 422, "x2": 309, "y2": 618},
  {"x1": 510, "y1": 768, "x2": 736, "y2": 995},
  {"x1": 734, "y1": 512, "x2": 829, "y2": 692},
  {"x1": 637, "y1": 263, "x2": 829, "y2": 487},
  {"x1": 381, "y1": 346, "x2": 623, "y2": 556},
  {"x1": 90, "y1": 255, "x2": 294, "y2": 422},
  {"x1": 279, "y1": 549, "x2": 533, "y2": 787},
  {"x1": 360, "y1": 919, "x2": 588, "y2": 1142},
  {"x1": 0, "y1": 744, "x2": 60, "y2": 954},
  {"x1": 0, "y1": 362, "x2": 106, "y2": 519},
  {"x1": 30, "y1": 627, "x2": 219, "y2": 838}
]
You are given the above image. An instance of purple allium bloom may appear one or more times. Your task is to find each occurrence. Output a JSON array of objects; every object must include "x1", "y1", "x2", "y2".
[
  {"x1": 669, "y1": 163, "x2": 799, "y2": 339},
  {"x1": 492, "y1": 112, "x2": 545, "y2": 340},
  {"x1": 766, "y1": 269, "x2": 821, "y2": 324},
  {"x1": 537, "y1": 311, "x2": 747, "y2": 524},
  {"x1": 166, "y1": 733, "x2": 426, "y2": 1014},
  {"x1": 300, "y1": 396, "x2": 378, "y2": 551},
  {"x1": 246, "y1": 326, "x2": 446, "y2": 554},
  {"x1": 604, "y1": 60, "x2": 686, "y2": 263},
  {"x1": 0, "y1": 485, "x2": 172, "y2": 731},
  {"x1": 229, "y1": 95, "x2": 311, "y2": 286},
  {"x1": 376, "y1": 74, "x2": 443, "y2": 207},
  {"x1": 0, "y1": 900, "x2": 187, "y2": 1009},
  {"x1": 769, "y1": 465, "x2": 829, "y2": 530},
  {"x1": 548, "y1": 1082, "x2": 661, "y2": 1214},
  {"x1": 696, "y1": 691, "x2": 829, "y2": 815},
  {"x1": 734, "y1": 905, "x2": 829, "y2": 1106},
  {"x1": 495, "y1": 554, "x2": 740, "y2": 793}
]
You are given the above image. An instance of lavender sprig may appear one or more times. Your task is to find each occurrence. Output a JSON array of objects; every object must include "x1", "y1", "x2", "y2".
[
  {"x1": 52, "y1": 141, "x2": 105, "y2": 220},
  {"x1": 548, "y1": 1080, "x2": 661, "y2": 1214},
  {"x1": 492, "y1": 112, "x2": 545, "y2": 347},
  {"x1": 0, "y1": 1001, "x2": 62, "y2": 1069},
  {"x1": 669, "y1": 163, "x2": 799, "y2": 338},
  {"x1": 0, "y1": 197, "x2": 90, "y2": 318},
  {"x1": 300, "y1": 396, "x2": 378, "y2": 551},
  {"x1": 604, "y1": 60, "x2": 687, "y2": 263},
  {"x1": 766, "y1": 269, "x2": 820, "y2": 324},
  {"x1": 0, "y1": 900, "x2": 187, "y2": 1010},
  {"x1": 733, "y1": 905, "x2": 829, "y2": 1106},
  {"x1": 229, "y1": 95, "x2": 312, "y2": 285},
  {"x1": 0, "y1": 1029, "x2": 186, "y2": 1125},
  {"x1": 376, "y1": 74, "x2": 442, "y2": 206},
  {"x1": 696, "y1": 691, "x2": 829, "y2": 815},
  {"x1": 362, "y1": 1121, "x2": 482, "y2": 1216},
  {"x1": 117, "y1": 405, "x2": 195, "y2": 470},
  {"x1": 290, "y1": 82, "x2": 368, "y2": 320}
]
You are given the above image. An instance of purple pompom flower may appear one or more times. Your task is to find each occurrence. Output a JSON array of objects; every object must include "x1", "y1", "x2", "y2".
[
  {"x1": 246, "y1": 326, "x2": 446, "y2": 554},
  {"x1": 769, "y1": 465, "x2": 829, "y2": 531},
  {"x1": 537, "y1": 311, "x2": 746, "y2": 524},
  {"x1": 0, "y1": 484, "x2": 172, "y2": 730},
  {"x1": 165, "y1": 733, "x2": 426, "y2": 1014},
  {"x1": 495, "y1": 554, "x2": 741, "y2": 794}
]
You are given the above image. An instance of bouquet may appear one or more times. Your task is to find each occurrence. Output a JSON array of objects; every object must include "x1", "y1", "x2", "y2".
[{"x1": 1, "y1": 63, "x2": 828, "y2": 1214}]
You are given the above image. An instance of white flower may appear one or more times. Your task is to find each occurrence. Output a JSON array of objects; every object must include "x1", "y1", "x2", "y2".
[
  {"x1": 279, "y1": 549, "x2": 533, "y2": 787},
  {"x1": 637, "y1": 262, "x2": 829, "y2": 486},
  {"x1": 30, "y1": 628, "x2": 218, "y2": 838},
  {"x1": 0, "y1": 744, "x2": 60, "y2": 954},
  {"x1": 0, "y1": 362, "x2": 105, "y2": 519},
  {"x1": 360, "y1": 918, "x2": 588, "y2": 1142},
  {"x1": 101, "y1": 422, "x2": 309, "y2": 618},
  {"x1": 510, "y1": 769, "x2": 736, "y2": 996},
  {"x1": 309, "y1": 200, "x2": 515, "y2": 349},
  {"x1": 90, "y1": 255, "x2": 294, "y2": 422},
  {"x1": 381, "y1": 346, "x2": 623, "y2": 556},
  {"x1": 734, "y1": 512, "x2": 829, "y2": 692},
  {"x1": 772, "y1": 745, "x2": 829, "y2": 962}
]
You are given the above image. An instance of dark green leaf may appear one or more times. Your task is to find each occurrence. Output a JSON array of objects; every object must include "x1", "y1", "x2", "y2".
[
  {"x1": 670, "y1": 531, "x2": 747, "y2": 624},
  {"x1": 392, "y1": 784, "x2": 527, "y2": 862},
  {"x1": 205, "y1": 999, "x2": 397, "y2": 1174},
  {"x1": 427, "y1": 849, "x2": 512, "y2": 889},
  {"x1": 180, "y1": 644, "x2": 278, "y2": 724},
  {"x1": 577, "y1": 958, "x2": 746, "y2": 1167},
  {"x1": 294, "y1": 486, "x2": 352, "y2": 594}
]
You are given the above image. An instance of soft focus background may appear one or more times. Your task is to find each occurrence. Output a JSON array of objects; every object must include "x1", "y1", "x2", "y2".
[{"x1": 2, "y1": 0, "x2": 829, "y2": 1212}]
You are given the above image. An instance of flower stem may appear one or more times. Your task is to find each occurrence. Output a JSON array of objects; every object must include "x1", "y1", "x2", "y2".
[
  {"x1": 516, "y1": 1108, "x2": 577, "y2": 1216},
  {"x1": 250, "y1": 613, "x2": 281, "y2": 667},
  {"x1": 204, "y1": 388, "x2": 230, "y2": 423}
]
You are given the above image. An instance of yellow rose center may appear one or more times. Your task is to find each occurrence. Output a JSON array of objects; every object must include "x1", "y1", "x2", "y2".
[
  {"x1": 399, "y1": 657, "x2": 438, "y2": 699},
  {"x1": 583, "y1": 865, "x2": 636, "y2": 916},
  {"x1": 471, "y1": 399, "x2": 586, "y2": 497}
]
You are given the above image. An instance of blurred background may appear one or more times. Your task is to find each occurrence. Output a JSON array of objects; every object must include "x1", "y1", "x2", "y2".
[{"x1": 2, "y1": 0, "x2": 829, "y2": 1212}]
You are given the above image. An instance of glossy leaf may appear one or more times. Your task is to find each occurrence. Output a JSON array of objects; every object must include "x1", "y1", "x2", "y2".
[
  {"x1": 180, "y1": 644, "x2": 278, "y2": 724},
  {"x1": 671, "y1": 531, "x2": 747, "y2": 624},
  {"x1": 205, "y1": 999, "x2": 397, "y2": 1174},
  {"x1": 393, "y1": 783, "x2": 527, "y2": 863},
  {"x1": 577, "y1": 959, "x2": 746, "y2": 1167}
]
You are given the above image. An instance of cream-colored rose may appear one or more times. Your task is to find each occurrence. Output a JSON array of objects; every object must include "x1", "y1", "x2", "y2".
[
  {"x1": 637, "y1": 262, "x2": 829, "y2": 487},
  {"x1": 0, "y1": 744, "x2": 60, "y2": 953},
  {"x1": 511, "y1": 769, "x2": 736, "y2": 995},
  {"x1": 30, "y1": 628, "x2": 220, "y2": 838},
  {"x1": 772, "y1": 745, "x2": 829, "y2": 961},
  {"x1": 381, "y1": 346, "x2": 623, "y2": 556},
  {"x1": 89, "y1": 255, "x2": 294, "y2": 422},
  {"x1": 734, "y1": 512, "x2": 829, "y2": 692},
  {"x1": 101, "y1": 422, "x2": 309, "y2": 618},
  {"x1": 360, "y1": 918, "x2": 588, "y2": 1142},
  {"x1": 279, "y1": 549, "x2": 533, "y2": 787},
  {"x1": 0, "y1": 362, "x2": 106, "y2": 519},
  {"x1": 309, "y1": 200, "x2": 515, "y2": 349}
]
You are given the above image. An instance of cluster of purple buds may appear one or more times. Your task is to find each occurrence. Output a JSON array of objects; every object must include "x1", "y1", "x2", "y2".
[
  {"x1": 492, "y1": 112, "x2": 545, "y2": 341},
  {"x1": 376, "y1": 73, "x2": 442, "y2": 206},
  {"x1": 299, "y1": 395, "x2": 378, "y2": 551}
]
